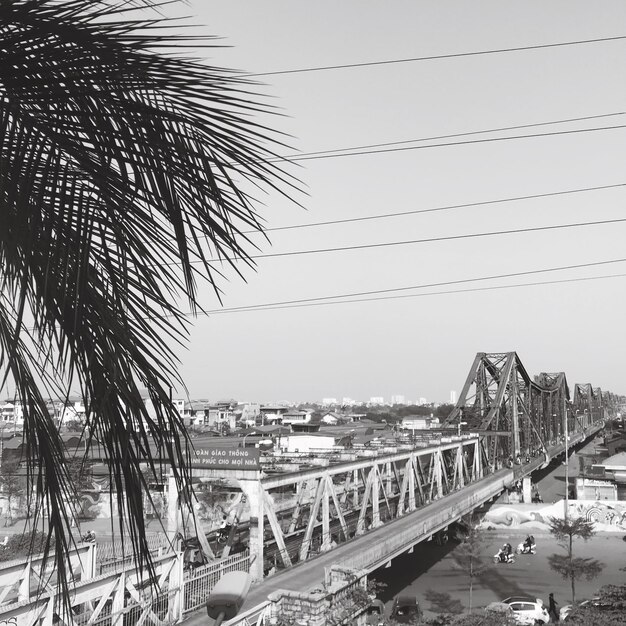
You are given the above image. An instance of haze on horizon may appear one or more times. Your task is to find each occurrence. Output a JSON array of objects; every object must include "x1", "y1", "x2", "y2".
[{"x1": 166, "y1": 1, "x2": 626, "y2": 404}]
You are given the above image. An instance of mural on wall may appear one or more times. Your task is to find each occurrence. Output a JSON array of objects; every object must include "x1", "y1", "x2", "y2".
[{"x1": 480, "y1": 499, "x2": 626, "y2": 532}]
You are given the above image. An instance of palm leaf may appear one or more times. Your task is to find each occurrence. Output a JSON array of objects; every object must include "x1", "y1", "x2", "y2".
[{"x1": 0, "y1": 0, "x2": 297, "y2": 607}]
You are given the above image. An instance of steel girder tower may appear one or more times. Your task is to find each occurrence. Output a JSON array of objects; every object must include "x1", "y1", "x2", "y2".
[
  {"x1": 572, "y1": 384, "x2": 604, "y2": 427},
  {"x1": 446, "y1": 352, "x2": 569, "y2": 470}
]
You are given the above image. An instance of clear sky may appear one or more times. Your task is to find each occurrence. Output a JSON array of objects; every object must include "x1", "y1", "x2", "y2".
[{"x1": 168, "y1": 1, "x2": 626, "y2": 403}]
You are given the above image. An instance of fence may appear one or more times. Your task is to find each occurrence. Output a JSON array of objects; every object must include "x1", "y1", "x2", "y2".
[
  {"x1": 96, "y1": 533, "x2": 171, "y2": 575},
  {"x1": 183, "y1": 550, "x2": 250, "y2": 614}
]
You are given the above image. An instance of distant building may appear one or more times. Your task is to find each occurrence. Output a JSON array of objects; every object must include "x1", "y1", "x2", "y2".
[
  {"x1": 576, "y1": 451, "x2": 626, "y2": 500},
  {"x1": 282, "y1": 410, "x2": 312, "y2": 426},
  {"x1": 391, "y1": 395, "x2": 406, "y2": 405},
  {"x1": 240, "y1": 403, "x2": 261, "y2": 424},
  {"x1": 342, "y1": 397, "x2": 357, "y2": 406},
  {"x1": 280, "y1": 433, "x2": 336, "y2": 453},
  {"x1": 369, "y1": 397, "x2": 384, "y2": 405},
  {"x1": 450, "y1": 390, "x2": 457, "y2": 404},
  {"x1": 321, "y1": 398, "x2": 337, "y2": 406},
  {"x1": 321, "y1": 411, "x2": 351, "y2": 425},
  {"x1": 400, "y1": 416, "x2": 434, "y2": 431},
  {"x1": 260, "y1": 405, "x2": 290, "y2": 425},
  {"x1": 418, "y1": 397, "x2": 428, "y2": 406}
]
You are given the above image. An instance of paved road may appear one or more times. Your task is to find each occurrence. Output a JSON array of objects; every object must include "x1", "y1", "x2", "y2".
[{"x1": 370, "y1": 529, "x2": 626, "y2": 620}]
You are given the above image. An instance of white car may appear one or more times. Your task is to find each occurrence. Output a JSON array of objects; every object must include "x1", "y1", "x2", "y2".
[{"x1": 502, "y1": 596, "x2": 551, "y2": 624}]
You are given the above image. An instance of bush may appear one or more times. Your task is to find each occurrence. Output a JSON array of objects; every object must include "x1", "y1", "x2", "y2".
[{"x1": 0, "y1": 530, "x2": 48, "y2": 562}]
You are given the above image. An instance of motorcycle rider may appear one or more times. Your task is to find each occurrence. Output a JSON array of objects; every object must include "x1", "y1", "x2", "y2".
[
  {"x1": 498, "y1": 543, "x2": 513, "y2": 562},
  {"x1": 523, "y1": 534, "x2": 535, "y2": 553}
]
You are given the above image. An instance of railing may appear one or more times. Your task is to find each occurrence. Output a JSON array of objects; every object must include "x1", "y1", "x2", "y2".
[
  {"x1": 183, "y1": 550, "x2": 250, "y2": 614},
  {"x1": 96, "y1": 533, "x2": 171, "y2": 575}
]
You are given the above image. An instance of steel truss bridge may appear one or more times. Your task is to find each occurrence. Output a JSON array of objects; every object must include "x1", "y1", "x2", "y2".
[
  {"x1": 0, "y1": 351, "x2": 619, "y2": 625},
  {"x1": 176, "y1": 351, "x2": 616, "y2": 583}
]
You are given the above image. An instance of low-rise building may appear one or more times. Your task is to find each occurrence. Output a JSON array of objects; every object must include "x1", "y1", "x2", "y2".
[{"x1": 576, "y1": 452, "x2": 626, "y2": 500}]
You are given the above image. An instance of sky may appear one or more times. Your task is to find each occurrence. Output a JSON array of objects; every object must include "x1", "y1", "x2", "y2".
[{"x1": 165, "y1": 1, "x2": 626, "y2": 404}]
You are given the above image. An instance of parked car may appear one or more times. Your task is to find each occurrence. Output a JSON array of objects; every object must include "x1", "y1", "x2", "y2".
[
  {"x1": 390, "y1": 595, "x2": 422, "y2": 623},
  {"x1": 501, "y1": 596, "x2": 550, "y2": 624},
  {"x1": 365, "y1": 598, "x2": 385, "y2": 625}
]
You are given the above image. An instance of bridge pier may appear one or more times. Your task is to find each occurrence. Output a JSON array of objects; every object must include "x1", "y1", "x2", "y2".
[{"x1": 240, "y1": 478, "x2": 265, "y2": 582}]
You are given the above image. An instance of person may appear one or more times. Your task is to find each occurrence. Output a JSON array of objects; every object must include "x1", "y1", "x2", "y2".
[
  {"x1": 83, "y1": 530, "x2": 96, "y2": 542},
  {"x1": 524, "y1": 535, "x2": 535, "y2": 552},
  {"x1": 548, "y1": 593, "x2": 559, "y2": 622},
  {"x1": 499, "y1": 543, "x2": 512, "y2": 562}
]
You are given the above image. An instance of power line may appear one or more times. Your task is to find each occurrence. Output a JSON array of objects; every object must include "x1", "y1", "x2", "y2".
[
  {"x1": 230, "y1": 217, "x2": 626, "y2": 262},
  {"x1": 205, "y1": 257, "x2": 626, "y2": 313},
  {"x1": 287, "y1": 123, "x2": 626, "y2": 162},
  {"x1": 253, "y1": 182, "x2": 626, "y2": 233},
  {"x1": 206, "y1": 273, "x2": 626, "y2": 314},
  {"x1": 244, "y1": 35, "x2": 626, "y2": 78},
  {"x1": 281, "y1": 112, "x2": 626, "y2": 160}
]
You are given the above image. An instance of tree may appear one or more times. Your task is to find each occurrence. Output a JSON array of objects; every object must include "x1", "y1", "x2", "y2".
[
  {"x1": 0, "y1": 458, "x2": 25, "y2": 525},
  {"x1": 547, "y1": 516, "x2": 604, "y2": 605},
  {"x1": 452, "y1": 520, "x2": 490, "y2": 613},
  {"x1": 0, "y1": 0, "x2": 294, "y2": 599}
]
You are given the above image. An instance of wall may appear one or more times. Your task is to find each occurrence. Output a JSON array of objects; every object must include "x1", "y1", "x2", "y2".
[{"x1": 480, "y1": 499, "x2": 626, "y2": 532}]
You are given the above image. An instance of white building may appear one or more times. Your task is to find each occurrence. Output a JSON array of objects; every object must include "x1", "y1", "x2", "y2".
[
  {"x1": 321, "y1": 398, "x2": 338, "y2": 406},
  {"x1": 280, "y1": 433, "x2": 336, "y2": 453},
  {"x1": 282, "y1": 410, "x2": 312, "y2": 426},
  {"x1": 400, "y1": 416, "x2": 432, "y2": 430},
  {"x1": 450, "y1": 390, "x2": 457, "y2": 404},
  {"x1": 369, "y1": 397, "x2": 384, "y2": 405},
  {"x1": 391, "y1": 395, "x2": 406, "y2": 405}
]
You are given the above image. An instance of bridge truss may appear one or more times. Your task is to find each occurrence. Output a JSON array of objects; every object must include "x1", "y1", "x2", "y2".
[
  {"x1": 193, "y1": 436, "x2": 484, "y2": 581},
  {"x1": 446, "y1": 352, "x2": 607, "y2": 470}
]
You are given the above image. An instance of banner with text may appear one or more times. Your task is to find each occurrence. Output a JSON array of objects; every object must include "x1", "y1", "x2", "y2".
[{"x1": 192, "y1": 446, "x2": 260, "y2": 470}]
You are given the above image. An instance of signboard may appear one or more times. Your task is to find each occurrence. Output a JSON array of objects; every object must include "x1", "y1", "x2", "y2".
[{"x1": 191, "y1": 445, "x2": 260, "y2": 470}]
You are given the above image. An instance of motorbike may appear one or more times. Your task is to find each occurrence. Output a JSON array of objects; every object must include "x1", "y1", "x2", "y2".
[
  {"x1": 216, "y1": 524, "x2": 232, "y2": 544},
  {"x1": 515, "y1": 541, "x2": 536, "y2": 555},
  {"x1": 493, "y1": 550, "x2": 515, "y2": 564},
  {"x1": 82, "y1": 531, "x2": 96, "y2": 543}
]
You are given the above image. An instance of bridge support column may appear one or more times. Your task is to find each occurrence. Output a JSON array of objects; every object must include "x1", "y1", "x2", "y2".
[
  {"x1": 522, "y1": 476, "x2": 533, "y2": 503},
  {"x1": 240, "y1": 479, "x2": 264, "y2": 582}
]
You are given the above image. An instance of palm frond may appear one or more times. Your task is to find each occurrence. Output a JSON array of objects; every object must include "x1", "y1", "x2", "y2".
[{"x1": 0, "y1": 0, "x2": 297, "y2": 605}]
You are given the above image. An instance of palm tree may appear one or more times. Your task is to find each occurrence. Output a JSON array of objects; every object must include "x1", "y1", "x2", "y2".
[{"x1": 0, "y1": 0, "x2": 294, "y2": 597}]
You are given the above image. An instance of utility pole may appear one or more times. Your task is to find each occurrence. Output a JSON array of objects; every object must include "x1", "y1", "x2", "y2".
[{"x1": 564, "y1": 393, "x2": 569, "y2": 519}]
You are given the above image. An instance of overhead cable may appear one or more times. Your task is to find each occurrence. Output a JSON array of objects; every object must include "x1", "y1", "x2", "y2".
[
  {"x1": 253, "y1": 182, "x2": 626, "y2": 233},
  {"x1": 281, "y1": 111, "x2": 626, "y2": 161},
  {"x1": 220, "y1": 216, "x2": 626, "y2": 262},
  {"x1": 245, "y1": 35, "x2": 626, "y2": 78},
  {"x1": 204, "y1": 257, "x2": 626, "y2": 313},
  {"x1": 288, "y1": 123, "x2": 626, "y2": 162},
  {"x1": 206, "y1": 273, "x2": 626, "y2": 314}
]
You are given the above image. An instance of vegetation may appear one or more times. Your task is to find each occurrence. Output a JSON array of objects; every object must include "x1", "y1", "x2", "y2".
[
  {"x1": 547, "y1": 516, "x2": 604, "y2": 604},
  {"x1": 564, "y1": 583, "x2": 626, "y2": 625},
  {"x1": 0, "y1": 530, "x2": 48, "y2": 562},
  {"x1": 0, "y1": 0, "x2": 294, "y2": 600},
  {"x1": 452, "y1": 520, "x2": 490, "y2": 612}
]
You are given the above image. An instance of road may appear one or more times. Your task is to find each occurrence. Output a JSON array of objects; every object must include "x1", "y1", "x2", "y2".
[{"x1": 370, "y1": 529, "x2": 626, "y2": 620}]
